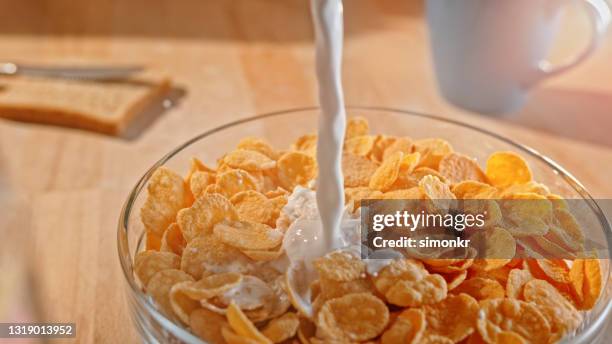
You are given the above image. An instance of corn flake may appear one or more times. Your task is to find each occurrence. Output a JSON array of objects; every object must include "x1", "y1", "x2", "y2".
[
  {"x1": 262, "y1": 312, "x2": 300, "y2": 343},
  {"x1": 317, "y1": 293, "x2": 389, "y2": 341},
  {"x1": 177, "y1": 193, "x2": 239, "y2": 241},
  {"x1": 345, "y1": 117, "x2": 370, "y2": 139},
  {"x1": 414, "y1": 138, "x2": 453, "y2": 169},
  {"x1": 147, "y1": 269, "x2": 194, "y2": 321},
  {"x1": 214, "y1": 220, "x2": 283, "y2": 251},
  {"x1": 438, "y1": 153, "x2": 487, "y2": 184},
  {"x1": 344, "y1": 135, "x2": 375, "y2": 156},
  {"x1": 134, "y1": 250, "x2": 181, "y2": 287},
  {"x1": 141, "y1": 167, "x2": 188, "y2": 235},
  {"x1": 369, "y1": 151, "x2": 404, "y2": 191},
  {"x1": 342, "y1": 153, "x2": 379, "y2": 188},
  {"x1": 224, "y1": 149, "x2": 276, "y2": 172},
  {"x1": 190, "y1": 308, "x2": 228, "y2": 344},
  {"x1": 381, "y1": 308, "x2": 425, "y2": 344},
  {"x1": 523, "y1": 279, "x2": 582, "y2": 338},
  {"x1": 160, "y1": 223, "x2": 187, "y2": 256},
  {"x1": 423, "y1": 293, "x2": 478, "y2": 342},
  {"x1": 506, "y1": 269, "x2": 533, "y2": 299},
  {"x1": 277, "y1": 152, "x2": 317, "y2": 190},
  {"x1": 485, "y1": 152, "x2": 532, "y2": 188},
  {"x1": 452, "y1": 277, "x2": 505, "y2": 301},
  {"x1": 237, "y1": 137, "x2": 278, "y2": 160},
  {"x1": 477, "y1": 298, "x2": 550, "y2": 344},
  {"x1": 180, "y1": 235, "x2": 251, "y2": 279}
]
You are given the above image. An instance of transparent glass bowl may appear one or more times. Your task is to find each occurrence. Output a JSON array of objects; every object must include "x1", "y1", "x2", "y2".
[{"x1": 117, "y1": 107, "x2": 612, "y2": 344}]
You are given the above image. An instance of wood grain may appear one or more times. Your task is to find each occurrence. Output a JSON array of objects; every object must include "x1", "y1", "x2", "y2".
[{"x1": 0, "y1": 1, "x2": 611, "y2": 343}]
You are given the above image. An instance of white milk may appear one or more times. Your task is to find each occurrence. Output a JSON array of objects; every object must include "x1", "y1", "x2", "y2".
[
  {"x1": 311, "y1": 0, "x2": 347, "y2": 253},
  {"x1": 284, "y1": 0, "x2": 396, "y2": 316}
]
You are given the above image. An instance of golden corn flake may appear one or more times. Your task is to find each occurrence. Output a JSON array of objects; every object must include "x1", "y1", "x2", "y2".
[
  {"x1": 485, "y1": 151, "x2": 532, "y2": 188},
  {"x1": 169, "y1": 283, "x2": 201, "y2": 324},
  {"x1": 277, "y1": 152, "x2": 317, "y2": 190},
  {"x1": 177, "y1": 193, "x2": 239, "y2": 241},
  {"x1": 441, "y1": 270, "x2": 468, "y2": 291},
  {"x1": 242, "y1": 247, "x2": 284, "y2": 262},
  {"x1": 526, "y1": 259, "x2": 571, "y2": 285},
  {"x1": 342, "y1": 153, "x2": 379, "y2": 188},
  {"x1": 523, "y1": 279, "x2": 582, "y2": 337},
  {"x1": 369, "y1": 151, "x2": 404, "y2": 191},
  {"x1": 423, "y1": 293, "x2": 478, "y2": 342},
  {"x1": 134, "y1": 250, "x2": 181, "y2": 287},
  {"x1": 147, "y1": 269, "x2": 194, "y2": 320},
  {"x1": 190, "y1": 308, "x2": 228, "y2": 344},
  {"x1": 345, "y1": 116, "x2": 370, "y2": 139},
  {"x1": 381, "y1": 308, "x2": 425, "y2": 344},
  {"x1": 411, "y1": 166, "x2": 448, "y2": 184},
  {"x1": 317, "y1": 293, "x2": 389, "y2": 341},
  {"x1": 414, "y1": 138, "x2": 453, "y2": 169},
  {"x1": 382, "y1": 137, "x2": 414, "y2": 161},
  {"x1": 386, "y1": 273, "x2": 447, "y2": 307},
  {"x1": 190, "y1": 171, "x2": 215, "y2": 200},
  {"x1": 141, "y1": 167, "x2": 188, "y2": 235},
  {"x1": 224, "y1": 149, "x2": 276, "y2": 172},
  {"x1": 262, "y1": 312, "x2": 300, "y2": 343},
  {"x1": 344, "y1": 135, "x2": 375, "y2": 156},
  {"x1": 500, "y1": 181, "x2": 550, "y2": 198},
  {"x1": 216, "y1": 169, "x2": 261, "y2": 198},
  {"x1": 214, "y1": 220, "x2": 283, "y2": 251},
  {"x1": 575, "y1": 259, "x2": 602, "y2": 310},
  {"x1": 419, "y1": 175, "x2": 456, "y2": 212},
  {"x1": 553, "y1": 208, "x2": 585, "y2": 248},
  {"x1": 292, "y1": 134, "x2": 317, "y2": 156},
  {"x1": 318, "y1": 276, "x2": 372, "y2": 301},
  {"x1": 452, "y1": 277, "x2": 504, "y2": 301},
  {"x1": 451, "y1": 180, "x2": 497, "y2": 199},
  {"x1": 237, "y1": 137, "x2": 278, "y2": 160},
  {"x1": 370, "y1": 135, "x2": 397, "y2": 162},
  {"x1": 506, "y1": 268, "x2": 533, "y2": 299},
  {"x1": 160, "y1": 223, "x2": 187, "y2": 256},
  {"x1": 374, "y1": 259, "x2": 426, "y2": 295},
  {"x1": 231, "y1": 190, "x2": 276, "y2": 225},
  {"x1": 180, "y1": 235, "x2": 251, "y2": 279},
  {"x1": 477, "y1": 298, "x2": 550, "y2": 344},
  {"x1": 344, "y1": 187, "x2": 383, "y2": 210},
  {"x1": 226, "y1": 302, "x2": 272, "y2": 344},
  {"x1": 146, "y1": 231, "x2": 162, "y2": 251},
  {"x1": 420, "y1": 334, "x2": 454, "y2": 344},
  {"x1": 179, "y1": 272, "x2": 243, "y2": 300},
  {"x1": 439, "y1": 152, "x2": 487, "y2": 184},
  {"x1": 221, "y1": 326, "x2": 260, "y2": 344},
  {"x1": 470, "y1": 226, "x2": 516, "y2": 263},
  {"x1": 313, "y1": 250, "x2": 365, "y2": 282}
]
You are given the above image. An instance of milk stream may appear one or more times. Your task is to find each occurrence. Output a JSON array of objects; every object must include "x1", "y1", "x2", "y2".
[
  {"x1": 284, "y1": 0, "x2": 395, "y2": 317},
  {"x1": 311, "y1": 0, "x2": 346, "y2": 255}
]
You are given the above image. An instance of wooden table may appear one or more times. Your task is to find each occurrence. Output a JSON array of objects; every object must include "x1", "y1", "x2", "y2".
[{"x1": 1, "y1": 1, "x2": 611, "y2": 342}]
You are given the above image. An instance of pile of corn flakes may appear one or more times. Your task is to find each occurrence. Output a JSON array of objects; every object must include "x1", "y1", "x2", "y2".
[{"x1": 135, "y1": 117, "x2": 603, "y2": 344}]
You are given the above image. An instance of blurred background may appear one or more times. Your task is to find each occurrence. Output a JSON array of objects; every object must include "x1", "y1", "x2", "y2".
[{"x1": 0, "y1": 0, "x2": 611, "y2": 342}]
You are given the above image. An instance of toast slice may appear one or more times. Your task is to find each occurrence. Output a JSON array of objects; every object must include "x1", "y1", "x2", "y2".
[{"x1": 0, "y1": 73, "x2": 170, "y2": 135}]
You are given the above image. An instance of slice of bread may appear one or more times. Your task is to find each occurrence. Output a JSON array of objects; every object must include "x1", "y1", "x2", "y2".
[{"x1": 0, "y1": 73, "x2": 170, "y2": 135}]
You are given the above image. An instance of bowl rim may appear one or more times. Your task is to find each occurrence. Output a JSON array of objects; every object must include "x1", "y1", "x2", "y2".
[{"x1": 117, "y1": 106, "x2": 612, "y2": 343}]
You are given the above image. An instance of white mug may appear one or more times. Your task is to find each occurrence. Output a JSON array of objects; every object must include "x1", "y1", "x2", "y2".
[{"x1": 426, "y1": 0, "x2": 611, "y2": 114}]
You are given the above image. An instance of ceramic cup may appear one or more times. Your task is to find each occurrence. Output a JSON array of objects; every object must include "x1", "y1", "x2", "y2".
[{"x1": 426, "y1": 0, "x2": 611, "y2": 114}]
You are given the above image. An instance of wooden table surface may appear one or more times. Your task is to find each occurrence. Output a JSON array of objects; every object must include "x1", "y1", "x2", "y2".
[{"x1": 1, "y1": 1, "x2": 611, "y2": 342}]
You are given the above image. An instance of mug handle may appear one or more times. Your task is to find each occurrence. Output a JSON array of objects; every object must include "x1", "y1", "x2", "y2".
[{"x1": 525, "y1": 0, "x2": 611, "y2": 87}]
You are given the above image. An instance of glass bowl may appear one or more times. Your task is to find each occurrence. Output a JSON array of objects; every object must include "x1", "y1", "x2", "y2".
[{"x1": 117, "y1": 107, "x2": 612, "y2": 344}]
